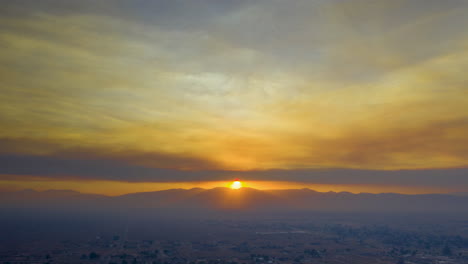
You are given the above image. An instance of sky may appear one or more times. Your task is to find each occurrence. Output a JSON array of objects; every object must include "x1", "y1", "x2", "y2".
[{"x1": 1, "y1": 0, "x2": 467, "y2": 195}]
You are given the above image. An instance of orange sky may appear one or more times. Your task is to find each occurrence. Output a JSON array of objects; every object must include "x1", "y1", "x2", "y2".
[
  {"x1": 0, "y1": 0, "x2": 467, "y2": 195},
  {"x1": 0, "y1": 176, "x2": 461, "y2": 196}
]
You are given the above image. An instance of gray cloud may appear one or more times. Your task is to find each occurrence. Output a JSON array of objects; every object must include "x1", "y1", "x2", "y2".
[
  {"x1": 1, "y1": 0, "x2": 467, "y2": 176},
  {"x1": 1, "y1": 154, "x2": 467, "y2": 190}
]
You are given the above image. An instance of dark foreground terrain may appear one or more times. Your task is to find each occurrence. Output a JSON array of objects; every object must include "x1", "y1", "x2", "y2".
[
  {"x1": 1, "y1": 208, "x2": 468, "y2": 264},
  {"x1": 1, "y1": 188, "x2": 468, "y2": 263}
]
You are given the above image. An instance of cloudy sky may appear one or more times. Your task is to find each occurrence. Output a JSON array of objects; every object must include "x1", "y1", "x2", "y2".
[{"x1": 1, "y1": 0, "x2": 467, "y2": 195}]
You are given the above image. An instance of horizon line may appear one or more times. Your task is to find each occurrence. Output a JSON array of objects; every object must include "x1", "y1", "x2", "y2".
[{"x1": 3, "y1": 187, "x2": 465, "y2": 197}]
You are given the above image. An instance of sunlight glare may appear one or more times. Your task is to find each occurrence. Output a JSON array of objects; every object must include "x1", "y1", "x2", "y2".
[{"x1": 230, "y1": 180, "x2": 243, "y2": 189}]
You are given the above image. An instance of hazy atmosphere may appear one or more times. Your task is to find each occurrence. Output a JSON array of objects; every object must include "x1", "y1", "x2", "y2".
[
  {"x1": 2, "y1": 1, "x2": 468, "y2": 264},
  {"x1": 1, "y1": 0, "x2": 467, "y2": 194}
]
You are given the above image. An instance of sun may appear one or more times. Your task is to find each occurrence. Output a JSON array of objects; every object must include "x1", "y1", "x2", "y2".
[{"x1": 230, "y1": 179, "x2": 243, "y2": 189}]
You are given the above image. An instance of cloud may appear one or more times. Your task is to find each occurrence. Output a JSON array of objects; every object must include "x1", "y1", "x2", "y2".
[
  {"x1": 1, "y1": 154, "x2": 467, "y2": 191},
  {"x1": 0, "y1": 138, "x2": 222, "y2": 171},
  {"x1": 0, "y1": 0, "x2": 467, "y2": 173}
]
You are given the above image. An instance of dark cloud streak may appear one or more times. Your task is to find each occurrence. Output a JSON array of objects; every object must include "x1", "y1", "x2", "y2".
[{"x1": 1, "y1": 154, "x2": 467, "y2": 190}]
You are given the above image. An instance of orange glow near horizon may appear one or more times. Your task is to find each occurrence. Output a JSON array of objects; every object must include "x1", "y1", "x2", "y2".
[
  {"x1": 1, "y1": 0, "x2": 468, "y2": 193},
  {"x1": 230, "y1": 180, "x2": 243, "y2": 189},
  {"x1": 0, "y1": 175, "x2": 462, "y2": 196}
]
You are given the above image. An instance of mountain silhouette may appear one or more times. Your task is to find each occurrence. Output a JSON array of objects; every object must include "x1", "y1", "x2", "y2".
[{"x1": 1, "y1": 188, "x2": 467, "y2": 213}]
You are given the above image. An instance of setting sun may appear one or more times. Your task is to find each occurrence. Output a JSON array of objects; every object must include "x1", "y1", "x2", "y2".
[{"x1": 230, "y1": 180, "x2": 243, "y2": 190}]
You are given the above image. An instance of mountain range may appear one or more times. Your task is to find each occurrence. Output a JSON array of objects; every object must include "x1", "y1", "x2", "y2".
[{"x1": 1, "y1": 187, "x2": 467, "y2": 213}]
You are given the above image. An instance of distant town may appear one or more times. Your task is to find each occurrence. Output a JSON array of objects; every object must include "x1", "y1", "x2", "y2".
[{"x1": 2, "y1": 216, "x2": 467, "y2": 264}]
